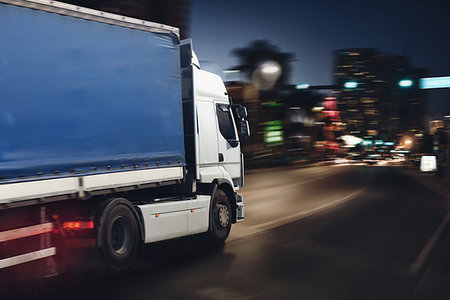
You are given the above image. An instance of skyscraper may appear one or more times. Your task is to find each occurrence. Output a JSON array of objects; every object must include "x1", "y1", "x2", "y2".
[{"x1": 333, "y1": 48, "x2": 427, "y2": 141}]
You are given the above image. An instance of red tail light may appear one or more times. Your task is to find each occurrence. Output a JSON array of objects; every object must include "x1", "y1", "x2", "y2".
[{"x1": 62, "y1": 221, "x2": 94, "y2": 230}]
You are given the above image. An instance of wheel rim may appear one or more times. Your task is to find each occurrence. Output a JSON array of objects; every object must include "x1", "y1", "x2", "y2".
[
  {"x1": 217, "y1": 203, "x2": 230, "y2": 228},
  {"x1": 111, "y1": 217, "x2": 129, "y2": 255}
]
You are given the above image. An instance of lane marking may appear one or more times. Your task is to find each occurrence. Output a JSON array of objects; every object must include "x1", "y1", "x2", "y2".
[
  {"x1": 410, "y1": 211, "x2": 450, "y2": 274},
  {"x1": 243, "y1": 167, "x2": 348, "y2": 198},
  {"x1": 250, "y1": 188, "x2": 365, "y2": 231}
]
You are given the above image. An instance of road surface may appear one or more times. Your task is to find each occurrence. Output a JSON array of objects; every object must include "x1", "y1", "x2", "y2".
[{"x1": 8, "y1": 164, "x2": 450, "y2": 299}]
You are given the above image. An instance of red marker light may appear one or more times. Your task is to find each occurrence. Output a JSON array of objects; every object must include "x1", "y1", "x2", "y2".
[{"x1": 63, "y1": 221, "x2": 94, "y2": 230}]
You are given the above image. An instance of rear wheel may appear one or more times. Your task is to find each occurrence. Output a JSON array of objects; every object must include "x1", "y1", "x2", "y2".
[
  {"x1": 98, "y1": 198, "x2": 139, "y2": 270},
  {"x1": 208, "y1": 189, "x2": 232, "y2": 243}
]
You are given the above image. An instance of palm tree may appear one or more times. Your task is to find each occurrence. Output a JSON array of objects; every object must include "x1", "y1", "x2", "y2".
[{"x1": 231, "y1": 40, "x2": 295, "y2": 90}]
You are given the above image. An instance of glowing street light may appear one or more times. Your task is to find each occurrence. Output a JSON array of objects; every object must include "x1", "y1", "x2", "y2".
[
  {"x1": 251, "y1": 60, "x2": 282, "y2": 90},
  {"x1": 261, "y1": 66, "x2": 280, "y2": 74},
  {"x1": 401, "y1": 136, "x2": 414, "y2": 149},
  {"x1": 261, "y1": 62, "x2": 281, "y2": 74}
]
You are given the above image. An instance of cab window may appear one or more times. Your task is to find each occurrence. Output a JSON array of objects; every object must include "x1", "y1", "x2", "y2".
[{"x1": 216, "y1": 104, "x2": 236, "y2": 141}]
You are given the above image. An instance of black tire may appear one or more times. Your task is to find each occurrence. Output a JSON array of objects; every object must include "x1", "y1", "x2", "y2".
[
  {"x1": 98, "y1": 198, "x2": 139, "y2": 271},
  {"x1": 208, "y1": 189, "x2": 232, "y2": 243}
]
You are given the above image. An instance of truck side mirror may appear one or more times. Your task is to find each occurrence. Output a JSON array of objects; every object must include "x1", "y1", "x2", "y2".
[
  {"x1": 236, "y1": 106, "x2": 248, "y2": 119},
  {"x1": 240, "y1": 119, "x2": 250, "y2": 139}
]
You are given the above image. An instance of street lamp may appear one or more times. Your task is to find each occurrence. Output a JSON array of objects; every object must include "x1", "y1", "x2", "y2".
[
  {"x1": 251, "y1": 60, "x2": 282, "y2": 90},
  {"x1": 400, "y1": 136, "x2": 414, "y2": 149},
  {"x1": 261, "y1": 61, "x2": 281, "y2": 74}
]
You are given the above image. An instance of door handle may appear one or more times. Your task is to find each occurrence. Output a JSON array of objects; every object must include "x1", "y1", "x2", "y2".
[{"x1": 219, "y1": 153, "x2": 224, "y2": 162}]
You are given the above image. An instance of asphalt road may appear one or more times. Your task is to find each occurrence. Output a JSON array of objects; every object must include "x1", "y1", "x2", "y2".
[{"x1": 10, "y1": 164, "x2": 450, "y2": 299}]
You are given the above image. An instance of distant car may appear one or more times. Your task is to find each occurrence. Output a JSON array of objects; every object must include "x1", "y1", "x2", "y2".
[{"x1": 420, "y1": 156, "x2": 437, "y2": 172}]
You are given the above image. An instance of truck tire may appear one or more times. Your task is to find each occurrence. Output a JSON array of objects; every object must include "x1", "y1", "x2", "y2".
[
  {"x1": 98, "y1": 198, "x2": 139, "y2": 270},
  {"x1": 208, "y1": 189, "x2": 232, "y2": 243}
]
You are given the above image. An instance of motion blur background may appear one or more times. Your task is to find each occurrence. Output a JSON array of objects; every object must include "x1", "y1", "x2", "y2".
[
  {"x1": 63, "y1": 0, "x2": 449, "y2": 174},
  {"x1": 4, "y1": 1, "x2": 450, "y2": 299}
]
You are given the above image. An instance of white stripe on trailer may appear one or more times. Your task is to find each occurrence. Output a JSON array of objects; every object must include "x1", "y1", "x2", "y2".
[
  {"x1": 83, "y1": 167, "x2": 184, "y2": 192},
  {"x1": 0, "y1": 167, "x2": 184, "y2": 204},
  {"x1": 0, "y1": 247, "x2": 56, "y2": 269},
  {"x1": 0, "y1": 178, "x2": 79, "y2": 204},
  {"x1": 0, "y1": 223, "x2": 54, "y2": 242}
]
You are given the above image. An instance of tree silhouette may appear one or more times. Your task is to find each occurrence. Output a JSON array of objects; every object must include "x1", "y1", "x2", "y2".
[{"x1": 231, "y1": 40, "x2": 295, "y2": 89}]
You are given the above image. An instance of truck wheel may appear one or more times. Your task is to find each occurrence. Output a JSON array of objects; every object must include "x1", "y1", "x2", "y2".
[
  {"x1": 99, "y1": 198, "x2": 139, "y2": 270},
  {"x1": 208, "y1": 189, "x2": 232, "y2": 243}
]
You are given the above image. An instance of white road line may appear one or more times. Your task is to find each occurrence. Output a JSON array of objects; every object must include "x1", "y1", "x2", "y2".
[
  {"x1": 243, "y1": 168, "x2": 346, "y2": 198},
  {"x1": 410, "y1": 211, "x2": 450, "y2": 274},
  {"x1": 250, "y1": 188, "x2": 365, "y2": 230}
]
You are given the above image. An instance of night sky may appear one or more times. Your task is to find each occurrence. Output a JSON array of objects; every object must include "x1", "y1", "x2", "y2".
[{"x1": 190, "y1": 0, "x2": 450, "y2": 117}]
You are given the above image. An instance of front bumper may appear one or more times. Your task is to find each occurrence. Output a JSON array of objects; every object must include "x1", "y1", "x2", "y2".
[{"x1": 235, "y1": 193, "x2": 244, "y2": 222}]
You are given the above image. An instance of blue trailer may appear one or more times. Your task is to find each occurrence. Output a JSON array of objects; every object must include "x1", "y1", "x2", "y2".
[
  {"x1": 0, "y1": 0, "x2": 247, "y2": 276},
  {"x1": 0, "y1": 0, "x2": 184, "y2": 182}
]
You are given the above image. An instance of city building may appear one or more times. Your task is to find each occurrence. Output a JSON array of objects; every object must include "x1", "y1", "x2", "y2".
[
  {"x1": 333, "y1": 48, "x2": 427, "y2": 142},
  {"x1": 226, "y1": 81, "x2": 326, "y2": 166}
]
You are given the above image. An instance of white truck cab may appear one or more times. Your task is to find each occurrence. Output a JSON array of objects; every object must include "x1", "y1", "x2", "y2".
[{"x1": 194, "y1": 68, "x2": 242, "y2": 187}]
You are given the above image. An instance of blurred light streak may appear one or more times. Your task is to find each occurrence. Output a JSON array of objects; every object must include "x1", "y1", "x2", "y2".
[
  {"x1": 312, "y1": 106, "x2": 324, "y2": 112},
  {"x1": 420, "y1": 76, "x2": 450, "y2": 89},
  {"x1": 223, "y1": 69, "x2": 241, "y2": 74},
  {"x1": 295, "y1": 83, "x2": 310, "y2": 89},
  {"x1": 398, "y1": 79, "x2": 413, "y2": 87},
  {"x1": 344, "y1": 81, "x2": 358, "y2": 88},
  {"x1": 340, "y1": 135, "x2": 363, "y2": 147}
]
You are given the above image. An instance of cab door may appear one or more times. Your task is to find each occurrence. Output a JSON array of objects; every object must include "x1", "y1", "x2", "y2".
[{"x1": 215, "y1": 103, "x2": 241, "y2": 184}]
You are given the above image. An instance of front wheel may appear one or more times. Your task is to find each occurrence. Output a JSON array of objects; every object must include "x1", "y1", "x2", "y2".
[{"x1": 208, "y1": 189, "x2": 232, "y2": 243}]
